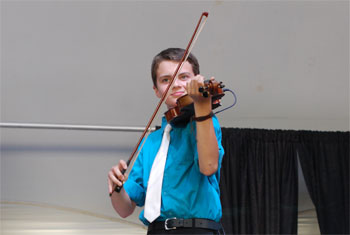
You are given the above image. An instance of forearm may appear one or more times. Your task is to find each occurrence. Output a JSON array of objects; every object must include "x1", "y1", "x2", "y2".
[
  {"x1": 194, "y1": 102, "x2": 219, "y2": 176},
  {"x1": 110, "y1": 187, "x2": 136, "y2": 218}
]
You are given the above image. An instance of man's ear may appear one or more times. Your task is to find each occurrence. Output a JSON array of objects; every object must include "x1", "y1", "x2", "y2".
[{"x1": 153, "y1": 85, "x2": 162, "y2": 98}]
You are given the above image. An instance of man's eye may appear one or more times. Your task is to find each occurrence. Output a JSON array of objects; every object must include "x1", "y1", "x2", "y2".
[
  {"x1": 179, "y1": 75, "x2": 190, "y2": 80},
  {"x1": 162, "y1": 78, "x2": 170, "y2": 83}
]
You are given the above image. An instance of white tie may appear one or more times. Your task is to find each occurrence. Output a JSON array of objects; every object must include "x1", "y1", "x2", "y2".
[{"x1": 144, "y1": 124, "x2": 172, "y2": 223}]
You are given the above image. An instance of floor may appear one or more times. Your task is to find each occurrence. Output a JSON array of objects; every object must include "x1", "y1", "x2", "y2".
[
  {"x1": 1, "y1": 201, "x2": 147, "y2": 235},
  {"x1": 298, "y1": 209, "x2": 321, "y2": 235},
  {"x1": 1, "y1": 201, "x2": 320, "y2": 235}
]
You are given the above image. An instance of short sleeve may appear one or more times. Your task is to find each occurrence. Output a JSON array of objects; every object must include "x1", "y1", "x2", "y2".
[
  {"x1": 212, "y1": 115, "x2": 225, "y2": 175},
  {"x1": 123, "y1": 150, "x2": 146, "y2": 207}
]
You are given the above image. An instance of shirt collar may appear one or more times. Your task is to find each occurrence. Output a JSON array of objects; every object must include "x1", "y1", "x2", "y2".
[{"x1": 161, "y1": 116, "x2": 169, "y2": 129}]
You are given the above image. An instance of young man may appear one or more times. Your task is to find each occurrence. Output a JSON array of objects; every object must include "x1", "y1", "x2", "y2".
[{"x1": 108, "y1": 48, "x2": 225, "y2": 234}]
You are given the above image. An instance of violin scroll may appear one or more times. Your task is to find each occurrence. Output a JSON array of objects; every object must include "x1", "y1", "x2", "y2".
[
  {"x1": 164, "y1": 80, "x2": 226, "y2": 124},
  {"x1": 199, "y1": 80, "x2": 225, "y2": 98}
]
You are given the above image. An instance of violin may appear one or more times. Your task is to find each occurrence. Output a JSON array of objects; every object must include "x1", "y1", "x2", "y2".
[{"x1": 165, "y1": 80, "x2": 225, "y2": 126}]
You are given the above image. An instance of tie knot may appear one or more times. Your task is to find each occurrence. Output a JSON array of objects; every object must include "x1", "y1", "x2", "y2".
[{"x1": 164, "y1": 124, "x2": 172, "y2": 133}]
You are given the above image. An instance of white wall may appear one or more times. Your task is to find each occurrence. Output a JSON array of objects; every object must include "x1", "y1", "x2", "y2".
[{"x1": 1, "y1": 0, "x2": 348, "y2": 226}]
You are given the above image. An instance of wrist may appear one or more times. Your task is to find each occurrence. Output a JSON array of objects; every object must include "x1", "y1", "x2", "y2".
[
  {"x1": 192, "y1": 111, "x2": 214, "y2": 122},
  {"x1": 193, "y1": 100, "x2": 212, "y2": 116}
]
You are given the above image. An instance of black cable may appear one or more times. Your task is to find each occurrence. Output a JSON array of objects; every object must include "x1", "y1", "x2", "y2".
[{"x1": 214, "y1": 88, "x2": 237, "y2": 115}]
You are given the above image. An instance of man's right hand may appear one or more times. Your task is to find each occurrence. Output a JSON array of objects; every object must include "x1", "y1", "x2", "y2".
[{"x1": 108, "y1": 159, "x2": 128, "y2": 195}]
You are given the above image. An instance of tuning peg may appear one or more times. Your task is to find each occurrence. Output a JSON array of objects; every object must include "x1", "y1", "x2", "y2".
[{"x1": 219, "y1": 82, "x2": 225, "y2": 88}]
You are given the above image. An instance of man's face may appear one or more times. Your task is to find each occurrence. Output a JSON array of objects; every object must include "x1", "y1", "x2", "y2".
[{"x1": 153, "y1": 60, "x2": 195, "y2": 109}]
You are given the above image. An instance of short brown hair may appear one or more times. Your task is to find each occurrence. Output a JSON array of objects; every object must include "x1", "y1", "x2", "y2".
[{"x1": 151, "y1": 48, "x2": 200, "y2": 88}]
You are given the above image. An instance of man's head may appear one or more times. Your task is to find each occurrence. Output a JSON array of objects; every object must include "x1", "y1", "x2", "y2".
[
  {"x1": 151, "y1": 48, "x2": 200, "y2": 88},
  {"x1": 151, "y1": 48, "x2": 200, "y2": 109}
]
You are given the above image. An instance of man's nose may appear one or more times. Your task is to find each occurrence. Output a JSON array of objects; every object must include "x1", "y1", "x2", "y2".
[{"x1": 173, "y1": 77, "x2": 184, "y2": 87}]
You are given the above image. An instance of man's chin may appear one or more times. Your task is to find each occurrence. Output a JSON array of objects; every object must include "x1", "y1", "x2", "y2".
[{"x1": 165, "y1": 101, "x2": 177, "y2": 109}]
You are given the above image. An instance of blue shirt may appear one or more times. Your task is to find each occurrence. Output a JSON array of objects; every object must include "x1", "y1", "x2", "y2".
[{"x1": 124, "y1": 116, "x2": 224, "y2": 225}]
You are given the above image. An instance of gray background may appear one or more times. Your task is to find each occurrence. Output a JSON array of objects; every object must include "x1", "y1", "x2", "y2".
[{"x1": 1, "y1": 0, "x2": 349, "y2": 227}]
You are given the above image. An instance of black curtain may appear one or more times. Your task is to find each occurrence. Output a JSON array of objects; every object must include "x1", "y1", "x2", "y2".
[
  {"x1": 219, "y1": 128, "x2": 349, "y2": 235},
  {"x1": 220, "y1": 128, "x2": 299, "y2": 234},
  {"x1": 298, "y1": 131, "x2": 349, "y2": 234}
]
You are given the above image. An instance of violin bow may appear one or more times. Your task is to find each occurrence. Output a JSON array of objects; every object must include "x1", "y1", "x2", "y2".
[{"x1": 111, "y1": 12, "x2": 209, "y2": 196}]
